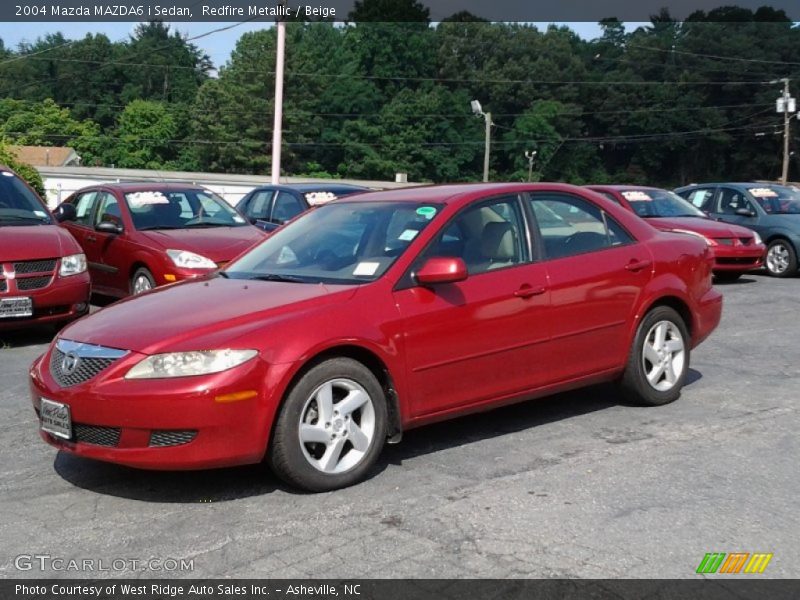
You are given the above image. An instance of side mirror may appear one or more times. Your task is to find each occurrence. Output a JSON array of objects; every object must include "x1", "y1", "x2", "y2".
[
  {"x1": 415, "y1": 257, "x2": 468, "y2": 285},
  {"x1": 735, "y1": 208, "x2": 755, "y2": 217},
  {"x1": 96, "y1": 220, "x2": 123, "y2": 234},
  {"x1": 53, "y1": 203, "x2": 77, "y2": 223}
]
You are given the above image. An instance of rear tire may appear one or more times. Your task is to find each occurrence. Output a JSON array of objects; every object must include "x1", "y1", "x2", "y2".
[
  {"x1": 131, "y1": 267, "x2": 155, "y2": 295},
  {"x1": 764, "y1": 239, "x2": 797, "y2": 277},
  {"x1": 269, "y1": 358, "x2": 387, "y2": 492},
  {"x1": 619, "y1": 306, "x2": 690, "y2": 406}
]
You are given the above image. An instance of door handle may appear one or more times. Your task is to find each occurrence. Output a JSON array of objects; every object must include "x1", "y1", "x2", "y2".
[
  {"x1": 514, "y1": 285, "x2": 547, "y2": 299},
  {"x1": 625, "y1": 259, "x2": 652, "y2": 272},
  {"x1": 86, "y1": 235, "x2": 97, "y2": 242}
]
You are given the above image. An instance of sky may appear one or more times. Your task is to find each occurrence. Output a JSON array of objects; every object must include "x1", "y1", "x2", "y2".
[{"x1": 0, "y1": 22, "x2": 608, "y2": 68}]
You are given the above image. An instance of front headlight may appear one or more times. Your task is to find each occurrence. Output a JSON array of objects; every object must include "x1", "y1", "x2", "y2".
[
  {"x1": 670, "y1": 229, "x2": 716, "y2": 246},
  {"x1": 125, "y1": 349, "x2": 258, "y2": 379},
  {"x1": 59, "y1": 253, "x2": 87, "y2": 276},
  {"x1": 752, "y1": 231, "x2": 763, "y2": 245},
  {"x1": 166, "y1": 249, "x2": 217, "y2": 269}
]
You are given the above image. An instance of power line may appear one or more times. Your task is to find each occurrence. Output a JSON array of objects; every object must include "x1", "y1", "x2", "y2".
[{"x1": 626, "y1": 43, "x2": 800, "y2": 67}]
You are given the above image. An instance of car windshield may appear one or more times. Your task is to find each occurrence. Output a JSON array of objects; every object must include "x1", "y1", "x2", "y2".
[
  {"x1": 224, "y1": 201, "x2": 442, "y2": 284},
  {"x1": 125, "y1": 189, "x2": 247, "y2": 230},
  {"x1": 621, "y1": 189, "x2": 706, "y2": 218},
  {"x1": 0, "y1": 171, "x2": 51, "y2": 226},
  {"x1": 748, "y1": 185, "x2": 800, "y2": 214}
]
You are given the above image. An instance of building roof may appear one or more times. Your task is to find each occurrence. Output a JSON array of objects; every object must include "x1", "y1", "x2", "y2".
[{"x1": 9, "y1": 145, "x2": 81, "y2": 167}]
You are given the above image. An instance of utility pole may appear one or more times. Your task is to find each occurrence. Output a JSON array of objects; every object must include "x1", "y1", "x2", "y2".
[
  {"x1": 471, "y1": 100, "x2": 492, "y2": 182},
  {"x1": 525, "y1": 150, "x2": 537, "y2": 182},
  {"x1": 773, "y1": 78, "x2": 795, "y2": 185},
  {"x1": 270, "y1": 9, "x2": 286, "y2": 185}
]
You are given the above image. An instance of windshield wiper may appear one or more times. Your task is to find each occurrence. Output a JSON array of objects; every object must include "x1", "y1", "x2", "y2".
[
  {"x1": 137, "y1": 225, "x2": 181, "y2": 230},
  {"x1": 0, "y1": 214, "x2": 50, "y2": 223},
  {"x1": 248, "y1": 274, "x2": 309, "y2": 283},
  {"x1": 183, "y1": 222, "x2": 231, "y2": 228}
]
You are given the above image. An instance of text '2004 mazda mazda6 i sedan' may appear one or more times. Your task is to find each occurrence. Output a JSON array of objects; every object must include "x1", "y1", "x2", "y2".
[{"x1": 30, "y1": 184, "x2": 722, "y2": 491}]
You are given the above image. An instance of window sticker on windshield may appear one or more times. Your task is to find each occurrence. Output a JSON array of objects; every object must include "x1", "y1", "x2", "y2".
[
  {"x1": 1, "y1": 171, "x2": 14, "y2": 177},
  {"x1": 33, "y1": 210, "x2": 47, "y2": 217},
  {"x1": 621, "y1": 191, "x2": 652, "y2": 201},
  {"x1": 398, "y1": 229, "x2": 419, "y2": 242},
  {"x1": 353, "y1": 262, "x2": 380, "y2": 276},
  {"x1": 233, "y1": 215, "x2": 245, "y2": 223},
  {"x1": 305, "y1": 192, "x2": 337, "y2": 206},
  {"x1": 127, "y1": 191, "x2": 169, "y2": 207},
  {"x1": 416, "y1": 206, "x2": 437, "y2": 219},
  {"x1": 748, "y1": 188, "x2": 778, "y2": 198}
]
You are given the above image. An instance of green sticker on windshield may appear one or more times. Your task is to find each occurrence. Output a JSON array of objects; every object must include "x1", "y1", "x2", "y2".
[{"x1": 416, "y1": 206, "x2": 437, "y2": 220}]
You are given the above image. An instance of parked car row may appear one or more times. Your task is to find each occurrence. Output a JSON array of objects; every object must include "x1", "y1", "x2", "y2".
[{"x1": 4, "y1": 168, "x2": 795, "y2": 491}]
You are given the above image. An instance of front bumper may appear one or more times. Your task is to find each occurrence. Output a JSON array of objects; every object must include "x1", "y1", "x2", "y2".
[
  {"x1": 0, "y1": 273, "x2": 90, "y2": 331},
  {"x1": 711, "y1": 243, "x2": 765, "y2": 273},
  {"x1": 29, "y1": 347, "x2": 292, "y2": 470}
]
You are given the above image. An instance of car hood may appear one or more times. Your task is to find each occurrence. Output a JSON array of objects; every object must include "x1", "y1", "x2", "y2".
[
  {"x1": 59, "y1": 277, "x2": 357, "y2": 354},
  {"x1": 646, "y1": 217, "x2": 756, "y2": 239},
  {"x1": 138, "y1": 227, "x2": 266, "y2": 263},
  {"x1": 0, "y1": 224, "x2": 80, "y2": 261}
]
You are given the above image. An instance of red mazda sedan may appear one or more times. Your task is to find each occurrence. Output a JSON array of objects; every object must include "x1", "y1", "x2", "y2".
[
  {"x1": 587, "y1": 185, "x2": 765, "y2": 282},
  {"x1": 54, "y1": 183, "x2": 266, "y2": 297},
  {"x1": 30, "y1": 184, "x2": 722, "y2": 491},
  {"x1": 0, "y1": 166, "x2": 90, "y2": 331}
]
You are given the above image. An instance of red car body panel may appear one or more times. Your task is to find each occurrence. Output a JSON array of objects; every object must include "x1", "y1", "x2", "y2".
[
  {"x1": 0, "y1": 175, "x2": 90, "y2": 331},
  {"x1": 59, "y1": 183, "x2": 267, "y2": 297},
  {"x1": 30, "y1": 183, "x2": 722, "y2": 470},
  {"x1": 587, "y1": 185, "x2": 765, "y2": 274}
]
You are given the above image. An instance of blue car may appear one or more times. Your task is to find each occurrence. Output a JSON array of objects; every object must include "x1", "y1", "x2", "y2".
[
  {"x1": 675, "y1": 182, "x2": 800, "y2": 277},
  {"x1": 236, "y1": 183, "x2": 370, "y2": 232}
]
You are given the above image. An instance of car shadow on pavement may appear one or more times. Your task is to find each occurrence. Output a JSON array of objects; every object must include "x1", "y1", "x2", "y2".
[
  {"x1": 53, "y1": 453, "x2": 292, "y2": 502},
  {"x1": 714, "y1": 276, "x2": 758, "y2": 285},
  {"x1": 53, "y1": 372, "x2": 705, "y2": 501},
  {"x1": 0, "y1": 327, "x2": 56, "y2": 349}
]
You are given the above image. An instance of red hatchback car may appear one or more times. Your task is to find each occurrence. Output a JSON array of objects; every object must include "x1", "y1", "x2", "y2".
[
  {"x1": 0, "y1": 166, "x2": 90, "y2": 331},
  {"x1": 587, "y1": 185, "x2": 765, "y2": 282},
  {"x1": 54, "y1": 183, "x2": 267, "y2": 297},
  {"x1": 31, "y1": 184, "x2": 722, "y2": 491}
]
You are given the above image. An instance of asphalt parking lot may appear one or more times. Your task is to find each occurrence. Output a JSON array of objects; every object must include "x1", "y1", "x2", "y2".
[{"x1": 1, "y1": 274, "x2": 798, "y2": 579}]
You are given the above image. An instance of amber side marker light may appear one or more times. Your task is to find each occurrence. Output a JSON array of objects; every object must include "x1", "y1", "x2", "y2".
[
  {"x1": 215, "y1": 390, "x2": 258, "y2": 403},
  {"x1": 164, "y1": 274, "x2": 177, "y2": 282}
]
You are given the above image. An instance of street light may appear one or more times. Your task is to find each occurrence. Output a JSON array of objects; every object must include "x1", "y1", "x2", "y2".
[{"x1": 471, "y1": 100, "x2": 491, "y2": 182}]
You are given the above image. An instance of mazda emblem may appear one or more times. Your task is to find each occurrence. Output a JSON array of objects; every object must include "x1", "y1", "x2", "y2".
[{"x1": 61, "y1": 352, "x2": 80, "y2": 376}]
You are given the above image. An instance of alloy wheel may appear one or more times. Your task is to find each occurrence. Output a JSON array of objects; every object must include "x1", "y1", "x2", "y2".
[
  {"x1": 298, "y1": 378, "x2": 376, "y2": 475},
  {"x1": 766, "y1": 243, "x2": 790, "y2": 275},
  {"x1": 132, "y1": 275, "x2": 153, "y2": 294},
  {"x1": 641, "y1": 320, "x2": 686, "y2": 392}
]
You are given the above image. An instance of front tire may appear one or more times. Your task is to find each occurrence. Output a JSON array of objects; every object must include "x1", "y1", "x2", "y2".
[
  {"x1": 620, "y1": 306, "x2": 690, "y2": 406},
  {"x1": 269, "y1": 358, "x2": 387, "y2": 492},
  {"x1": 764, "y1": 239, "x2": 797, "y2": 277},
  {"x1": 131, "y1": 267, "x2": 156, "y2": 295}
]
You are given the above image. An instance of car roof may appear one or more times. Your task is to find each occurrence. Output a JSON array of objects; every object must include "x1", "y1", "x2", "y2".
[
  {"x1": 587, "y1": 184, "x2": 666, "y2": 192},
  {"x1": 80, "y1": 182, "x2": 208, "y2": 193},
  {"x1": 252, "y1": 183, "x2": 370, "y2": 193},
  {"x1": 336, "y1": 182, "x2": 589, "y2": 206},
  {"x1": 676, "y1": 182, "x2": 793, "y2": 189}
]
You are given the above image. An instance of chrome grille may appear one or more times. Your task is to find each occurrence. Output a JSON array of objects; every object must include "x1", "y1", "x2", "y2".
[
  {"x1": 149, "y1": 430, "x2": 198, "y2": 447},
  {"x1": 74, "y1": 423, "x2": 121, "y2": 447},
  {"x1": 17, "y1": 275, "x2": 53, "y2": 291},
  {"x1": 14, "y1": 259, "x2": 56, "y2": 274},
  {"x1": 48, "y1": 339, "x2": 128, "y2": 388}
]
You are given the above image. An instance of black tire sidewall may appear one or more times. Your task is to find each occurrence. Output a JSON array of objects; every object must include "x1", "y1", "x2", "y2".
[
  {"x1": 766, "y1": 240, "x2": 798, "y2": 278},
  {"x1": 131, "y1": 267, "x2": 156, "y2": 294},
  {"x1": 621, "y1": 306, "x2": 691, "y2": 406},
  {"x1": 269, "y1": 358, "x2": 387, "y2": 492}
]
